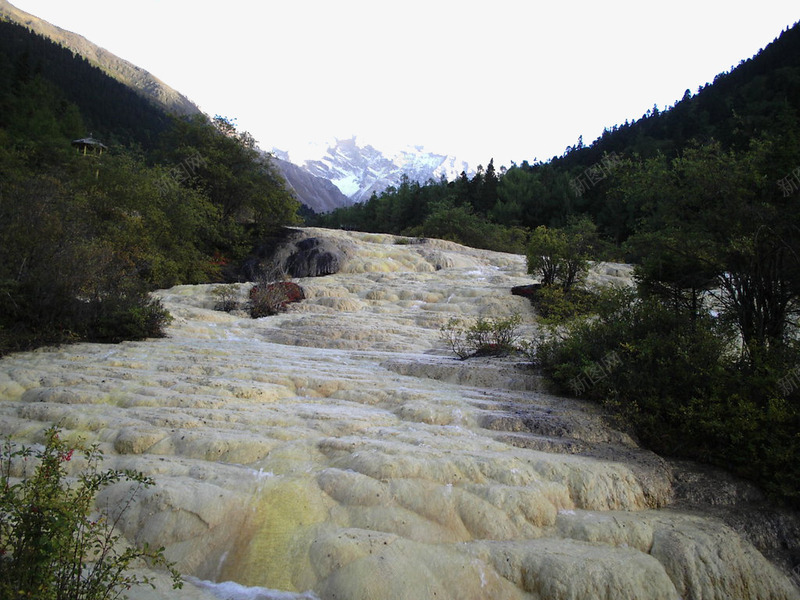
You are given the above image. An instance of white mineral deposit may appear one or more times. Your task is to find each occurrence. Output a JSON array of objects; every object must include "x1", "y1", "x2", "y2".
[{"x1": 0, "y1": 228, "x2": 797, "y2": 600}]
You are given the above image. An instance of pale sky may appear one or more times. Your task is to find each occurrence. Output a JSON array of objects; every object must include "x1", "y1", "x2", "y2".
[{"x1": 9, "y1": 0, "x2": 799, "y2": 168}]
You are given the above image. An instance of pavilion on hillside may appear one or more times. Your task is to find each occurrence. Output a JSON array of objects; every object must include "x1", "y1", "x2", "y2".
[{"x1": 71, "y1": 135, "x2": 107, "y2": 156}]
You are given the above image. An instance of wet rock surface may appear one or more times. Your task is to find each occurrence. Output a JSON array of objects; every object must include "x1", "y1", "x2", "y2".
[{"x1": 0, "y1": 227, "x2": 797, "y2": 600}]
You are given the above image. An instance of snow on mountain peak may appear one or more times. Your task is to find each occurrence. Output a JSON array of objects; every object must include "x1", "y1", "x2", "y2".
[{"x1": 273, "y1": 137, "x2": 474, "y2": 203}]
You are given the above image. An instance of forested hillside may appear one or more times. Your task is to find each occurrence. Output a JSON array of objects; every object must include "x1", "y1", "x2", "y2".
[
  {"x1": 314, "y1": 21, "x2": 800, "y2": 251},
  {"x1": 0, "y1": 0, "x2": 201, "y2": 118},
  {"x1": 0, "y1": 18, "x2": 299, "y2": 354},
  {"x1": 0, "y1": 19, "x2": 174, "y2": 149}
]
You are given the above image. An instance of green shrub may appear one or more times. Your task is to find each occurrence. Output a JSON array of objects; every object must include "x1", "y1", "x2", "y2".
[
  {"x1": 537, "y1": 287, "x2": 732, "y2": 424},
  {"x1": 528, "y1": 284, "x2": 597, "y2": 323},
  {"x1": 526, "y1": 217, "x2": 597, "y2": 291},
  {"x1": 0, "y1": 427, "x2": 182, "y2": 599},
  {"x1": 84, "y1": 294, "x2": 172, "y2": 344},
  {"x1": 440, "y1": 314, "x2": 522, "y2": 359},
  {"x1": 535, "y1": 286, "x2": 800, "y2": 507},
  {"x1": 212, "y1": 284, "x2": 240, "y2": 312},
  {"x1": 393, "y1": 237, "x2": 418, "y2": 245}
]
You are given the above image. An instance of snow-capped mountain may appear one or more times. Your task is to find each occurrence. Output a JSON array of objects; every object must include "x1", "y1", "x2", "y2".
[{"x1": 273, "y1": 137, "x2": 474, "y2": 204}]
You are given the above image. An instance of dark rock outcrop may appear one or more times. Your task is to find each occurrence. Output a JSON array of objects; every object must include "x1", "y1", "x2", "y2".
[
  {"x1": 236, "y1": 228, "x2": 298, "y2": 282},
  {"x1": 511, "y1": 284, "x2": 541, "y2": 300},
  {"x1": 239, "y1": 229, "x2": 352, "y2": 282},
  {"x1": 283, "y1": 237, "x2": 345, "y2": 278}
]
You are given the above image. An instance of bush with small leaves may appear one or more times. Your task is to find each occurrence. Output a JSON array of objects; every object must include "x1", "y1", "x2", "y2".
[
  {"x1": 84, "y1": 293, "x2": 173, "y2": 344},
  {"x1": 212, "y1": 284, "x2": 240, "y2": 313},
  {"x1": 440, "y1": 314, "x2": 522, "y2": 359},
  {"x1": 0, "y1": 427, "x2": 182, "y2": 599},
  {"x1": 528, "y1": 284, "x2": 598, "y2": 324},
  {"x1": 535, "y1": 286, "x2": 800, "y2": 507},
  {"x1": 526, "y1": 217, "x2": 598, "y2": 292}
]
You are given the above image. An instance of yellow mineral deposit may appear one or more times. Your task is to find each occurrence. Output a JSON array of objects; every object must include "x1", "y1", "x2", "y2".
[{"x1": 0, "y1": 228, "x2": 797, "y2": 600}]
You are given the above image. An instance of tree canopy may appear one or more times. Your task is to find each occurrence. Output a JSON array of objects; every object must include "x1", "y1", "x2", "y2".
[{"x1": 0, "y1": 21, "x2": 300, "y2": 353}]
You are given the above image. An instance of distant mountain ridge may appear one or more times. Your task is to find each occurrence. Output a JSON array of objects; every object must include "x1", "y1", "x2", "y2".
[
  {"x1": 273, "y1": 137, "x2": 474, "y2": 203},
  {"x1": 270, "y1": 156, "x2": 354, "y2": 214},
  {"x1": 0, "y1": 0, "x2": 200, "y2": 116}
]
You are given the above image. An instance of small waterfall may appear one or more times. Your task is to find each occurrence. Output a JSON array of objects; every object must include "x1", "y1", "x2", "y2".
[{"x1": 1, "y1": 228, "x2": 797, "y2": 600}]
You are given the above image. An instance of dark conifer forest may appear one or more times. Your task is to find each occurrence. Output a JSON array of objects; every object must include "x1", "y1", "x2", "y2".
[{"x1": 0, "y1": 19, "x2": 300, "y2": 353}]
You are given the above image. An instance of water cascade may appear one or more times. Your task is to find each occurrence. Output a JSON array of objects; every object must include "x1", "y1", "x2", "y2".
[{"x1": 0, "y1": 228, "x2": 797, "y2": 600}]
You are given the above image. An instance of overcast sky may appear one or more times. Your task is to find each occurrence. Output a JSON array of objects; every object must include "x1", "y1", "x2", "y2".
[{"x1": 9, "y1": 1, "x2": 799, "y2": 168}]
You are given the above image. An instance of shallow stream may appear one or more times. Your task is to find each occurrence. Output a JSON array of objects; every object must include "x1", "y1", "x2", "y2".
[{"x1": 0, "y1": 228, "x2": 797, "y2": 599}]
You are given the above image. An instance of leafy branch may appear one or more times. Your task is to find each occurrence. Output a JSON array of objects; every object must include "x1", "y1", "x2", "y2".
[
  {"x1": 0, "y1": 427, "x2": 182, "y2": 599},
  {"x1": 440, "y1": 314, "x2": 522, "y2": 359}
]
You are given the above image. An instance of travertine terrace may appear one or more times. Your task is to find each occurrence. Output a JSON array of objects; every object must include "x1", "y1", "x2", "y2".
[{"x1": 1, "y1": 228, "x2": 797, "y2": 600}]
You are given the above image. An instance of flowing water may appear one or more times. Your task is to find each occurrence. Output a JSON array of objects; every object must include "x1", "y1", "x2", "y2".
[{"x1": 0, "y1": 228, "x2": 797, "y2": 600}]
